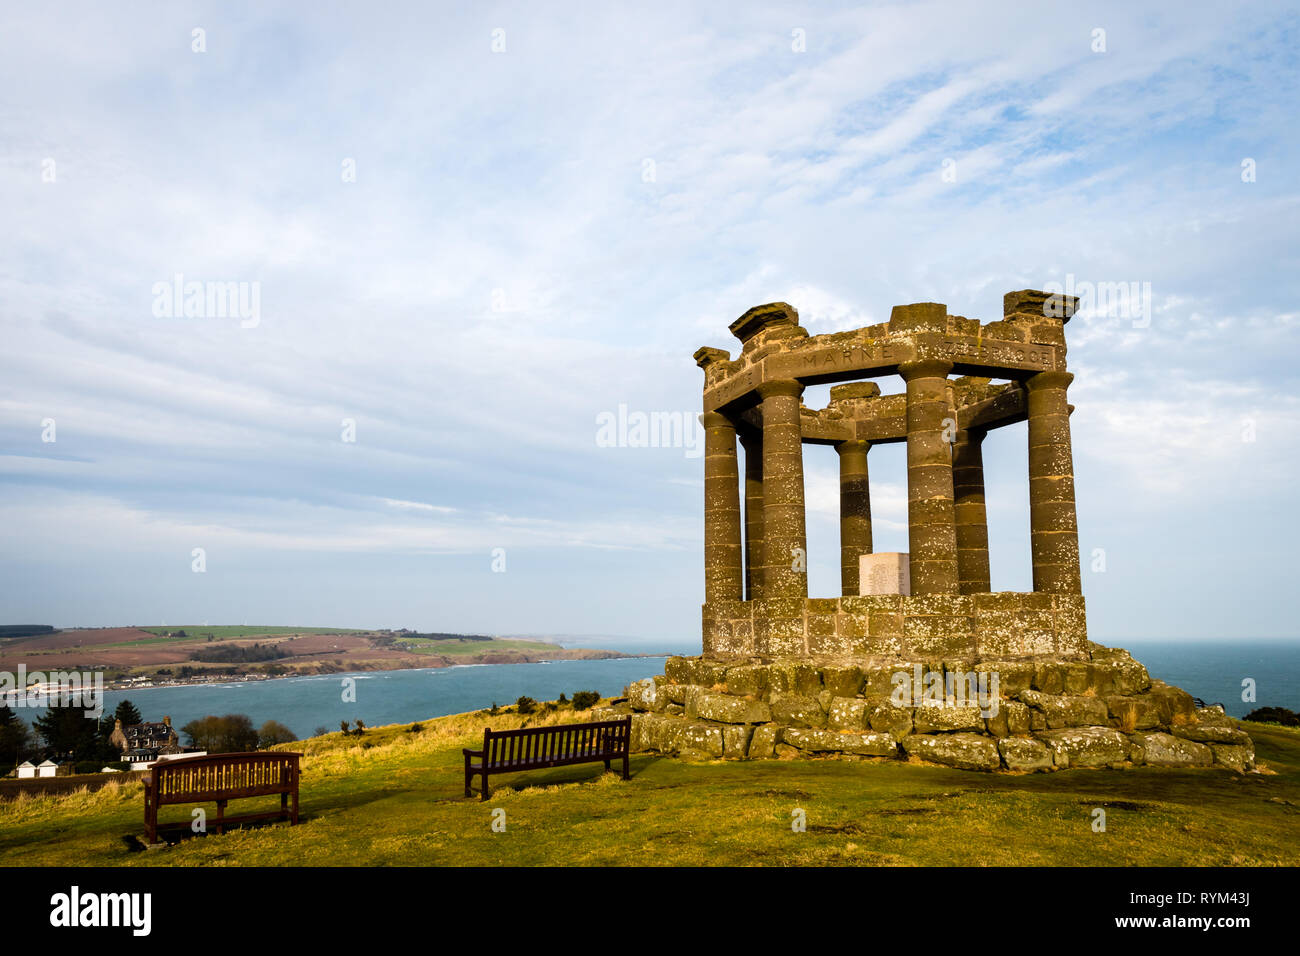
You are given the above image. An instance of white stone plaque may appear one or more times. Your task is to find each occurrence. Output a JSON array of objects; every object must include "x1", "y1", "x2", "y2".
[{"x1": 859, "y1": 552, "x2": 911, "y2": 596}]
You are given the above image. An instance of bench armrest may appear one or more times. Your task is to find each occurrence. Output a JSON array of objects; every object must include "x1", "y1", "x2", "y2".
[{"x1": 462, "y1": 748, "x2": 483, "y2": 758}]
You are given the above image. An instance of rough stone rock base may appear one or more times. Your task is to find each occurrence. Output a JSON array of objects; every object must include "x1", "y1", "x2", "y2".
[{"x1": 591, "y1": 642, "x2": 1256, "y2": 774}]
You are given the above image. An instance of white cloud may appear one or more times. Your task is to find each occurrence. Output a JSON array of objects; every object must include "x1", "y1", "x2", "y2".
[{"x1": 1, "y1": 1, "x2": 1297, "y2": 638}]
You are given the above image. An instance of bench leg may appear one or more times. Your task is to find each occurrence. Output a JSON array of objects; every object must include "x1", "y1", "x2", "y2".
[
  {"x1": 603, "y1": 758, "x2": 611, "y2": 771},
  {"x1": 281, "y1": 790, "x2": 289, "y2": 822},
  {"x1": 291, "y1": 785, "x2": 299, "y2": 825},
  {"x1": 215, "y1": 799, "x2": 226, "y2": 835},
  {"x1": 464, "y1": 753, "x2": 472, "y2": 798},
  {"x1": 622, "y1": 754, "x2": 630, "y2": 780},
  {"x1": 480, "y1": 772, "x2": 489, "y2": 801}
]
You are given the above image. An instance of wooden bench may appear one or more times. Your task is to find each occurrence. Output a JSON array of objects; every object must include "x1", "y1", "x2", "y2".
[
  {"x1": 463, "y1": 717, "x2": 631, "y2": 800},
  {"x1": 142, "y1": 752, "x2": 301, "y2": 844}
]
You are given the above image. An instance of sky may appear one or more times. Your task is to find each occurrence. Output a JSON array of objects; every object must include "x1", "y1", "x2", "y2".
[{"x1": 1, "y1": 2, "x2": 1298, "y2": 647}]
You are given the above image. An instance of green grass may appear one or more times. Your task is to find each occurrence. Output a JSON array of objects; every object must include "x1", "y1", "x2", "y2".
[
  {"x1": 394, "y1": 637, "x2": 560, "y2": 656},
  {"x1": 3, "y1": 711, "x2": 1298, "y2": 867}
]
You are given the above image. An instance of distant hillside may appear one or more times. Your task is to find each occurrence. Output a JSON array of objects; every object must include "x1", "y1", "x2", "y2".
[
  {"x1": 0, "y1": 625, "x2": 630, "y2": 681},
  {"x1": 0, "y1": 625, "x2": 57, "y2": 641}
]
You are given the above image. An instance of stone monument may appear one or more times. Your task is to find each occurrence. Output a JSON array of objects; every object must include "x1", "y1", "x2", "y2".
[{"x1": 603, "y1": 291, "x2": 1255, "y2": 773}]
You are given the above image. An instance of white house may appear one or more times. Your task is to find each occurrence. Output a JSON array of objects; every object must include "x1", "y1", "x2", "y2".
[
  {"x1": 16, "y1": 761, "x2": 36, "y2": 779},
  {"x1": 131, "y1": 750, "x2": 206, "y2": 771},
  {"x1": 36, "y1": 759, "x2": 59, "y2": 778}
]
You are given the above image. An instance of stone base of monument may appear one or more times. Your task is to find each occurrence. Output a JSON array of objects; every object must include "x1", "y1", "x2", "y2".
[{"x1": 592, "y1": 642, "x2": 1256, "y2": 773}]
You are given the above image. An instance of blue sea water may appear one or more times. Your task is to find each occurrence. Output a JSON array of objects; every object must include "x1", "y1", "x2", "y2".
[
  {"x1": 1120, "y1": 639, "x2": 1299, "y2": 718},
  {"x1": 13, "y1": 639, "x2": 1299, "y2": 738},
  {"x1": 90, "y1": 657, "x2": 671, "y2": 739}
]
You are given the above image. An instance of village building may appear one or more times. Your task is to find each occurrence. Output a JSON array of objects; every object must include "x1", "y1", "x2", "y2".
[{"x1": 109, "y1": 715, "x2": 184, "y2": 765}]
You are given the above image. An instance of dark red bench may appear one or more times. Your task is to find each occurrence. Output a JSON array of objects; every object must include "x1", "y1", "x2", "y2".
[
  {"x1": 463, "y1": 717, "x2": 631, "y2": 800},
  {"x1": 142, "y1": 751, "x2": 300, "y2": 844}
]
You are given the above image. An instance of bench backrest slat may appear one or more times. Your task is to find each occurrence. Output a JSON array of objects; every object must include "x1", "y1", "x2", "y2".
[
  {"x1": 153, "y1": 753, "x2": 300, "y2": 802},
  {"x1": 479, "y1": 719, "x2": 630, "y2": 769}
]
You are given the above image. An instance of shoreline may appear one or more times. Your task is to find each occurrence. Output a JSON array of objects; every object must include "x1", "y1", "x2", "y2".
[{"x1": 98, "y1": 651, "x2": 666, "y2": 694}]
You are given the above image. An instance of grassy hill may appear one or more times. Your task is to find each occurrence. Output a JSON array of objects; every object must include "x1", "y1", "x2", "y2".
[
  {"x1": 136, "y1": 625, "x2": 365, "y2": 641},
  {"x1": 0, "y1": 626, "x2": 627, "y2": 680},
  {"x1": 393, "y1": 635, "x2": 565, "y2": 656},
  {"x1": 2, "y1": 707, "x2": 1298, "y2": 866}
]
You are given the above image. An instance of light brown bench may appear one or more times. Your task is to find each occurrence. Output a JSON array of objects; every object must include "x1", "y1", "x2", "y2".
[{"x1": 142, "y1": 752, "x2": 300, "y2": 844}]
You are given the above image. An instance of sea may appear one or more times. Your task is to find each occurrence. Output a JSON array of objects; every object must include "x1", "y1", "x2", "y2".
[{"x1": 7, "y1": 639, "x2": 1298, "y2": 739}]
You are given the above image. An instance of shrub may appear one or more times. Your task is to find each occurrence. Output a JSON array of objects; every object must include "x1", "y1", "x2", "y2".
[
  {"x1": 489, "y1": 702, "x2": 500, "y2": 716},
  {"x1": 180, "y1": 714, "x2": 260, "y2": 752},
  {"x1": 1244, "y1": 706, "x2": 1300, "y2": 727},
  {"x1": 313, "y1": 726, "x2": 329, "y2": 737},
  {"x1": 408, "y1": 723, "x2": 422, "y2": 734},
  {"x1": 515, "y1": 696, "x2": 537, "y2": 715},
  {"x1": 340, "y1": 720, "x2": 351, "y2": 735},
  {"x1": 572, "y1": 690, "x2": 600, "y2": 711},
  {"x1": 258, "y1": 720, "x2": 298, "y2": 748},
  {"x1": 557, "y1": 693, "x2": 568, "y2": 705}
]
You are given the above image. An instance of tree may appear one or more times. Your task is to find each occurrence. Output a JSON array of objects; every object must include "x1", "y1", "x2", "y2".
[
  {"x1": 34, "y1": 706, "x2": 109, "y2": 762},
  {"x1": 0, "y1": 706, "x2": 36, "y2": 768},
  {"x1": 257, "y1": 720, "x2": 297, "y2": 748},
  {"x1": 180, "y1": 714, "x2": 260, "y2": 752},
  {"x1": 114, "y1": 700, "x2": 142, "y2": 726}
]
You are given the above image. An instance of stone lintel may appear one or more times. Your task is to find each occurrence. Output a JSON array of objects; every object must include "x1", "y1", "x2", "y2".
[
  {"x1": 958, "y1": 387, "x2": 1027, "y2": 431},
  {"x1": 829, "y1": 381, "x2": 882, "y2": 402},
  {"x1": 746, "y1": 388, "x2": 1028, "y2": 444},
  {"x1": 702, "y1": 332, "x2": 1061, "y2": 412}
]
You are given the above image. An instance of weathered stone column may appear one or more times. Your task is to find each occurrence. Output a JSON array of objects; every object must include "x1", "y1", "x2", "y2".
[
  {"x1": 740, "y1": 431, "x2": 764, "y2": 601},
  {"x1": 835, "y1": 438, "x2": 872, "y2": 596},
  {"x1": 702, "y1": 411, "x2": 743, "y2": 603},
  {"x1": 1025, "y1": 371, "x2": 1082, "y2": 593},
  {"x1": 952, "y1": 427, "x2": 991, "y2": 594},
  {"x1": 756, "y1": 379, "x2": 807, "y2": 600},
  {"x1": 900, "y1": 360, "x2": 959, "y2": 595}
]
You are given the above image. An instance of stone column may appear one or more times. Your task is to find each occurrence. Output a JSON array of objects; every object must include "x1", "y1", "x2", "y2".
[
  {"x1": 952, "y1": 427, "x2": 991, "y2": 594},
  {"x1": 1025, "y1": 371, "x2": 1082, "y2": 593},
  {"x1": 834, "y1": 438, "x2": 872, "y2": 596},
  {"x1": 756, "y1": 379, "x2": 808, "y2": 600},
  {"x1": 702, "y1": 411, "x2": 743, "y2": 603},
  {"x1": 899, "y1": 360, "x2": 959, "y2": 595},
  {"x1": 740, "y1": 431, "x2": 764, "y2": 601}
]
